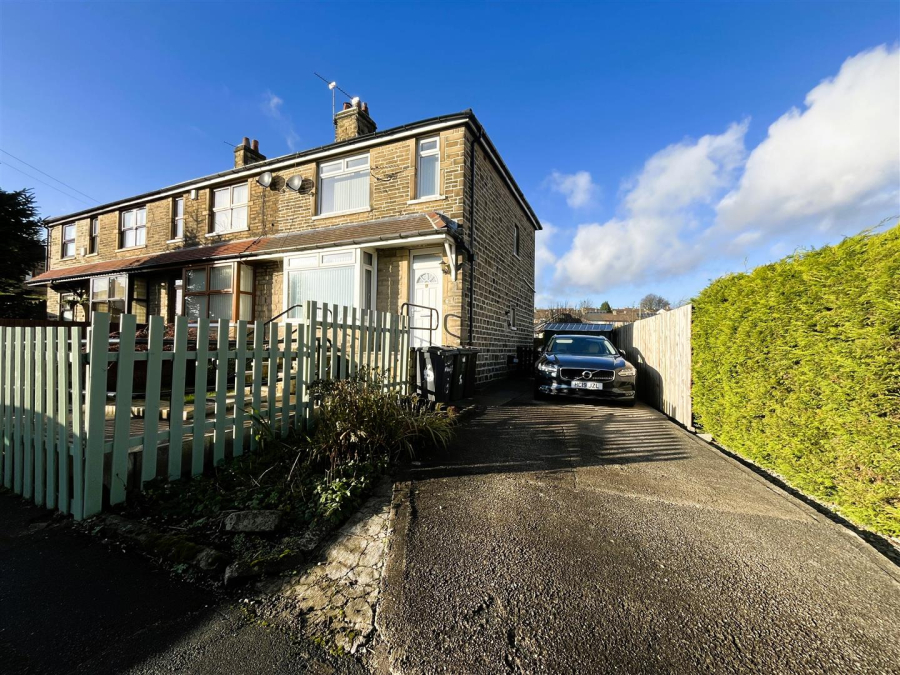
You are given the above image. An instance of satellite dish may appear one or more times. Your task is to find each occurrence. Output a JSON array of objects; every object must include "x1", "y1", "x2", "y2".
[
  {"x1": 286, "y1": 175, "x2": 304, "y2": 192},
  {"x1": 257, "y1": 171, "x2": 273, "y2": 188}
]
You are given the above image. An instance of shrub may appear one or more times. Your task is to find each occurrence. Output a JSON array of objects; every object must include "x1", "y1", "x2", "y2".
[
  {"x1": 692, "y1": 225, "x2": 900, "y2": 537},
  {"x1": 308, "y1": 367, "x2": 455, "y2": 471}
]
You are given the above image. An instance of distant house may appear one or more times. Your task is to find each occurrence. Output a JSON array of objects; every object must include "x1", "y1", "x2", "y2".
[
  {"x1": 26, "y1": 104, "x2": 540, "y2": 382},
  {"x1": 582, "y1": 307, "x2": 653, "y2": 327}
]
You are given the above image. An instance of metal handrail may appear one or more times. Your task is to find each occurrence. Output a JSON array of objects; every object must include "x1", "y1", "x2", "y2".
[
  {"x1": 401, "y1": 302, "x2": 439, "y2": 332},
  {"x1": 264, "y1": 304, "x2": 304, "y2": 327}
]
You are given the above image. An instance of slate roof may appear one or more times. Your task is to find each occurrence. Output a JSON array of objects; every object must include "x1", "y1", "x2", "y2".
[{"x1": 29, "y1": 212, "x2": 455, "y2": 285}]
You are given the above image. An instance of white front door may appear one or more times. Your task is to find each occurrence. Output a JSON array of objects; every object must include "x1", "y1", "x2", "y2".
[{"x1": 410, "y1": 252, "x2": 443, "y2": 348}]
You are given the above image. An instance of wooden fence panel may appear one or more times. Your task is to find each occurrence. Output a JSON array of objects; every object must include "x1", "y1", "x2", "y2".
[
  {"x1": 612, "y1": 304, "x2": 693, "y2": 429},
  {"x1": 0, "y1": 299, "x2": 410, "y2": 521}
]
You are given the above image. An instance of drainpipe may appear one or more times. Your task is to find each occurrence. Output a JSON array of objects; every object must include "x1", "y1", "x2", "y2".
[{"x1": 466, "y1": 127, "x2": 482, "y2": 347}]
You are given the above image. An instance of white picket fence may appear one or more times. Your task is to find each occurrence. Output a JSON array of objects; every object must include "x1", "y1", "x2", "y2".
[{"x1": 0, "y1": 300, "x2": 410, "y2": 519}]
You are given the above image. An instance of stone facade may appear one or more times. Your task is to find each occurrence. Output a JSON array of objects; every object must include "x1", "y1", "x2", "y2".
[{"x1": 41, "y1": 111, "x2": 537, "y2": 383}]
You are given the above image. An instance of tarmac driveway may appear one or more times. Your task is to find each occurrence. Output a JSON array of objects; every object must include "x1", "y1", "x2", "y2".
[{"x1": 377, "y1": 381, "x2": 900, "y2": 674}]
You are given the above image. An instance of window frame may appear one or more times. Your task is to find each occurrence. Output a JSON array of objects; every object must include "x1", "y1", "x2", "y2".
[
  {"x1": 88, "y1": 217, "x2": 99, "y2": 255},
  {"x1": 513, "y1": 223, "x2": 520, "y2": 258},
  {"x1": 282, "y1": 246, "x2": 376, "y2": 322},
  {"x1": 509, "y1": 304, "x2": 517, "y2": 331},
  {"x1": 171, "y1": 196, "x2": 185, "y2": 241},
  {"x1": 415, "y1": 136, "x2": 441, "y2": 199},
  {"x1": 210, "y1": 182, "x2": 250, "y2": 235},
  {"x1": 181, "y1": 261, "x2": 254, "y2": 323},
  {"x1": 119, "y1": 206, "x2": 147, "y2": 250},
  {"x1": 316, "y1": 153, "x2": 371, "y2": 217},
  {"x1": 61, "y1": 223, "x2": 76, "y2": 259},
  {"x1": 89, "y1": 274, "x2": 128, "y2": 325}
]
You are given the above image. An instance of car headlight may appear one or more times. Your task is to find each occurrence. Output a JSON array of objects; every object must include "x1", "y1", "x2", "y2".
[
  {"x1": 617, "y1": 366, "x2": 636, "y2": 378},
  {"x1": 537, "y1": 362, "x2": 558, "y2": 375}
]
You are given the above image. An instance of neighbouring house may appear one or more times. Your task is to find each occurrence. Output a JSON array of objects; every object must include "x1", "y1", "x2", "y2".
[
  {"x1": 582, "y1": 308, "x2": 653, "y2": 327},
  {"x1": 26, "y1": 103, "x2": 540, "y2": 382}
]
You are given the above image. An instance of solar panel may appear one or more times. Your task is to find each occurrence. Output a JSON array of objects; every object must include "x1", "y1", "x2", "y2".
[{"x1": 543, "y1": 322, "x2": 614, "y2": 332}]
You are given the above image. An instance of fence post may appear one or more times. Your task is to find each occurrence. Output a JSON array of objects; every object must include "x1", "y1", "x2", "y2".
[
  {"x1": 56, "y1": 327, "x2": 69, "y2": 515},
  {"x1": 281, "y1": 322, "x2": 293, "y2": 438},
  {"x1": 168, "y1": 315, "x2": 188, "y2": 479},
  {"x1": 69, "y1": 326, "x2": 85, "y2": 520},
  {"x1": 191, "y1": 318, "x2": 209, "y2": 477},
  {"x1": 1, "y1": 327, "x2": 10, "y2": 489},
  {"x1": 33, "y1": 329, "x2": 45, "y2": 506},
  {"x1": 44, "y1": 329, "x2": 56, "y2": 508},
  {"x1": 213, "y1": 319, "x2": 229, "y2": 465},
  {"x1": 142, "y1": 316, "x2": 164, "y2": 485},
  {"x1": 110, "y1": 314, "x2": 136, "y2": 505},
  {"x1": 233, "y1": 319, "x2": 247, "y2": 457},
  {"x1": 83, "y1": 312, "x2": 111, "y2": 519},
  {"x1": 250, "y1": 321, "x2": 264, "y2": 452}
]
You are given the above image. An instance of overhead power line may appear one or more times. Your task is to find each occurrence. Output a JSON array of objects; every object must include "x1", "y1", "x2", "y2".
[
  {"x1": 0, "y1": 148, "x2": 98, "y2": 203},
  {"x1": 0, "y1": 161, "x2": 95, "y2": 207}
]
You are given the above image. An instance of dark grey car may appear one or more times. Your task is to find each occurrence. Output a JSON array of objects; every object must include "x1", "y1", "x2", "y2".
[{"x1": 534, "y1": 334, "x2": 636, "y2": 404}]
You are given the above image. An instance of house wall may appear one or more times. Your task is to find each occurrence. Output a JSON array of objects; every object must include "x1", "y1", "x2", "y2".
[
  {"x1": 46, "y1": 127, "x2": 467, "y2": 270},
  {"x1": 462, "y1": 130, "x2": 537, "y2": 383}
]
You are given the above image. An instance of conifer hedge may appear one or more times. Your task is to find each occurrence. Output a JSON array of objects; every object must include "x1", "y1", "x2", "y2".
[{"x1": 692, "y1": 225, "x2": 900, "y2": 537}]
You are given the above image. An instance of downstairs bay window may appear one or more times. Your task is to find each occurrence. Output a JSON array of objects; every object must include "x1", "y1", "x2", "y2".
[
  {"x1": 183, "y1": 262, "x2": 254, "y2": 322},
  {"x1": 284, "y1": 248, "x2": 376, "y2": 321}
]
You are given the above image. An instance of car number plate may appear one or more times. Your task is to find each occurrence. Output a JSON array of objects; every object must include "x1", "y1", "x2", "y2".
[{"x1": 572, "y1": 381, "x2": 603, "y2": 390}]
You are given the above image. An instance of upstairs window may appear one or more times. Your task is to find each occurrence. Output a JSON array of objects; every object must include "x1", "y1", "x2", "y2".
[
  {"x1": 212, "y1": 183, "x2": 248, "y2": 233},
  {"x1": 120, "y1": 207, "x2": 146, "y2": 248},
  {"x1": 416, "y1": 137, "x2": 440, "y2": 198},
  {"x1": 61, "y1": 223, "x2": 76, "y2": 258},
  {"x1": 89, "y1": 218, "x2": 99, "y2": 254},
  {"x1": 318, "y1": 154, "x2": 369, "y2": 216},
  {"x1": 172, "y1": 197, "x2": 184, "y2": 240},
  {"x1": 513, "y1": 224, "x2": 520, "y2": 257}
]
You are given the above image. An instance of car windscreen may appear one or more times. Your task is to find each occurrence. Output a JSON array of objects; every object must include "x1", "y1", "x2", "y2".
[{"x1": 546, "y1": 336, "x2": 618, "y2": 356}]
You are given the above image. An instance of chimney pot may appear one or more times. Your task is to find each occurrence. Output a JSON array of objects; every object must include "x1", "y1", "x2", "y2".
[
  {"x1": 251, "y1": 139, "x2": 259, "y2": 152},
  {"x1": 342, "y1": 101, "x2": 352, "y2": 111},
  {"x1": 241, "y1": 136, "x2": 250, "y2": 147}
]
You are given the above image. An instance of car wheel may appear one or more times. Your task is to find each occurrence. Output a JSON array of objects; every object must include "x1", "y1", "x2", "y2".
[{"x1": 622, "y1": 398, "x2": 636, "y2": 407}]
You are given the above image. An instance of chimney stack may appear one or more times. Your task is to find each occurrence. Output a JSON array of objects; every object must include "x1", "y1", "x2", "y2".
[
  {"x1": 334, "y1": 99, "x2": 376, "y2": 142},
  {"x1": 234, "y1": 137, "x2": 266, "y2": 168}
]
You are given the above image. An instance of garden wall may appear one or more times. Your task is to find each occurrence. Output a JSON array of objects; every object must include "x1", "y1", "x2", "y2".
[{"x1": 692, "y1": 226, "x2": 900, "y2": 537}]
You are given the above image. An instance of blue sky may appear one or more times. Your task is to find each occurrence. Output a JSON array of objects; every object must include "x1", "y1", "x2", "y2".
[{"x1": 1, "y1": 1, "x2": 898, "y2": 308}]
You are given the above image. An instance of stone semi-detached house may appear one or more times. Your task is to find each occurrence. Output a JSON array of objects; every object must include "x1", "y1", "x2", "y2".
[{"x1": 28, "y1": 103, "x2": 540, "y2": 382}]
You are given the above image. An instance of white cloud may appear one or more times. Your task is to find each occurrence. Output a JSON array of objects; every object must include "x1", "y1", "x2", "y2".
[
  {"x1": 624, "y1": 121, "x2": 747, "y2": 214},
  {"x1": 717, "y1": 45, "x2": 900, "y2": 230},
  {"x1": 262, "y1": 90, "x2": 300, "y2": 151},
  {"x1": 552, "y1": 123, "x2": 747, "y2": 292},
  {"x1": 545, "y1": 170, "x2": 597, "y2": 208},
  {"x1": 266, "y1": 92, "x2": 284, "y2": 115}
]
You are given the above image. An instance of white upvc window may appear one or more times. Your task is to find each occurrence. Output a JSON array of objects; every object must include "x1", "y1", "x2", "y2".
[
  {"x1": 513, "y1": 223, "x2": 520, "y2": 257},
  {"x1": 283, "y1": 247, "x2": 377, "y2": 321},
  {"x1": 120, "y1": 206, "x2": 147, "y2": 248},
  {"x1": 172, "y1": 197, "x2": 185, "y2": 239},
  {"x1": 416, "y1": 137, "x2": 440, "y2": 198},
  {"x1": 212, "y1": 183, "x2": 249, "y2": 233},
  {"x1": 61, "y1": 223, "x2": 76, "y2": 258},
  {"x1": 509, "y1": 305, "x2": 517, "y2": 330},
  {"x1": 317, "y1": 154, "x2": 370, "y2": 216}
]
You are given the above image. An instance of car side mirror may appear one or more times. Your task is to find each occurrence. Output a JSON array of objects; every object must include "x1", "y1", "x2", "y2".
[{"x1": 619, "y1": 349, "x2": 626, "y2": 357}]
